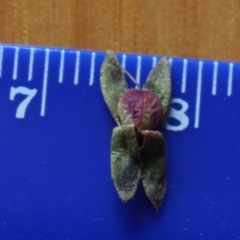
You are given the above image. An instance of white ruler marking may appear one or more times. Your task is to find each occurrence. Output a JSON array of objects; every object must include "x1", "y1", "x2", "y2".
[
  {"x1": 89, "y1": 52, "x2": 96, "y2": 86},
  {"x1": 40, "y1": 49, "x2": 50, "y2": 117},
  {"x1": 74, "y1": 51, "x2": 80, "y2": 85},
  {"x1": 136, "y1": 56, "x2": 141, "y2": 84},
  {"x1": 152, "y1": 57, "x2": 157, "y2": 68},
  {"x1": 13, "y1": 47, "x2": 19, "y2": 80},
  {"x1": 28, "y1": 48, "x2": 35, "y2": 81},
  {"x1": 194, "y1": 61, "x2": 203, "y2": 128},
  {"x1": 0, "y1": 46, "x2": 3, "y2": 78},
  {"x1": 227, "y1": 63, "x2": 234, "y2": 96},
  {"x1": 121, "y1": 54, "x2": 126, "y2": 69},
  {"x1": 181, "y1": 59, "x2": 188, "y2": 93},
  {"x1": 212, "y1": 61, "x2": 218, "y2": 95},
  {"x1": 58, "y1": 50, "x2": 65, "y2": 83}
]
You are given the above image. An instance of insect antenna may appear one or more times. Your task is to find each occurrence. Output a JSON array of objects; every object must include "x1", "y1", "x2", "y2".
[{"x1": 124, "y1": 69, "x2": 141, "y2": 89}]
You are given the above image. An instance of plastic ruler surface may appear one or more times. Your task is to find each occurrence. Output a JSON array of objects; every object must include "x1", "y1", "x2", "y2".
[{"x1": 0, "y1": 44, "x2": 240, "y2": 240}]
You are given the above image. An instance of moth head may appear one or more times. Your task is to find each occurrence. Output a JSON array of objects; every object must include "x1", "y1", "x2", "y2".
[{"x1": 117, "y1": 89, "x2": 163, "y2": 130}]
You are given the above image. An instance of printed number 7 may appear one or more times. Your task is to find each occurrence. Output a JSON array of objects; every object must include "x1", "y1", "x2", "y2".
[{"x1": 10, "y1": 87, "x2": 37, "y2": 119}]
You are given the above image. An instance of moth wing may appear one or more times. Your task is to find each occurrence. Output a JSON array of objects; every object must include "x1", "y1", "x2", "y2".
[
  {"x1": 144, "y1": 57, "x2": 171, "y2": 118},
  {"x1": 140, "y1": 130, "x2": 166, "y2": 210},
  {"x1": 100, "y1": 51, "x2": 128, "y2": 123},
  {"x1": 111, "y1": 125, "x2": 141, "y2": 202}
]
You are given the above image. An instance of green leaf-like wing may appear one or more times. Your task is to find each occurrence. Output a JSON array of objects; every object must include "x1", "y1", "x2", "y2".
[
  {"x1": 111, "y1": 125, "x2": 141, "y2": 202},
  {"x1": 144, "y1": 57, "x2": 171, "y2": 117},
  {"x1": 100, "y1": 51, "x2": 128, "y2": 123},
  {"x1": 140, "y1": 130, "x2": 166, "y2": 210}
]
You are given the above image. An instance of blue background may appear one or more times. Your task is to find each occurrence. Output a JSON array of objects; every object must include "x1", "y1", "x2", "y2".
[{"x1": 0, "y1": 44, "x2": 240, "y2": 239}]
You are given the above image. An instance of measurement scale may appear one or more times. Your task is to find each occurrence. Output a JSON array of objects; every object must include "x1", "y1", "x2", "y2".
[{"x1": 0, "y1": 44, "x2": 240, "y2": 239}]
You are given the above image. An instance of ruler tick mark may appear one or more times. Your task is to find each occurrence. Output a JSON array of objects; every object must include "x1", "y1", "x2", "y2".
[
  {"x1": 152, "y1": 57, "x2": 157, "y2": 68},
  {"x1": 89, "y1": 52, "x2": 95, "y2": 86},
  {"x1": 227, "y1": 63, "x2": 233, "y2": 96},
  {"x1": 181, "y1": 59, "x2": 188, "y2": 93},
  {"x1": 212, "y1": 61, "x2": 218, "y2": 95},
  {"x1": 0, "y1": 45, "x2": 3, "y2": 78},
  {"x1": 194, "y1": 61, "x2": 203, "y2": 129},
  {"x1": 74, "y1": 51, "x2": 80, "y2": 85},
  {"x1": 13, "y1": 47, "x2": 19, "y2": 80},
  {"x1": 121, "y1": 54, "x2": 126, "y2": 69},
  {"x1": 136, "y1": 56, "x2": 141, "y2": 84},
  {"x1": 58, "y1": 50, "x2": 65, "y2": 83},
  {"x1": 28, "y1": 48, "x2": 35, "y2": 81},
  {"x1": 40, "y1": 49, "x2": 50, "y2": 117}
]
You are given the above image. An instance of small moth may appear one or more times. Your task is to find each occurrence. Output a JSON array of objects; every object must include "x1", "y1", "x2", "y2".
[{"x1": 100, "y1": 51, "x2": 171, "y2": 210}]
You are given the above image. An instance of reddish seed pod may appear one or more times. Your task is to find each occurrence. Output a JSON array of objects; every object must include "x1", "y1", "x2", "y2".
[{"x1": 117, "y1": 89, "x2": 163, "y2": 130}]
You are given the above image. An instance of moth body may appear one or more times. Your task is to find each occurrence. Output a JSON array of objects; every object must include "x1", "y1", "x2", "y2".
[{"x1": 100, "y1": 51, "x2": 171, "y2": 211}]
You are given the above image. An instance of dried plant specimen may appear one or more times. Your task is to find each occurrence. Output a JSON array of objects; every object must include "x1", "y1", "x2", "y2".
[{"x1": 100, "y1": 51, "x2": 171, "y2": 210}]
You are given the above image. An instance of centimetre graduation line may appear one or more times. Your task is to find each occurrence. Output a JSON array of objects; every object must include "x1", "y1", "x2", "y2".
[
  {"x1": 181, "y1": 59, "x2": 187, "y2": 93},
  {"x1": 0, "y1": 45, "x2": 236, "y2": 128},
  {"x1": 28, "y1": 48, "x2": 35, "y2": 81},
  {"x1": 13, "y1": 47, "x2": 19, "y2": 80}
]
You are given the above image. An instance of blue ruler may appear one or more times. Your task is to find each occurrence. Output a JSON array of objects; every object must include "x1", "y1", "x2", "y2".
[{"x1": 0, "y1": 44, "x2": 240, "y2": 239}]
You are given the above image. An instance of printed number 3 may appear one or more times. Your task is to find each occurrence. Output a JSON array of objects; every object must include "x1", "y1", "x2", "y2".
[
  {"x1": 165, "y1": 98, "x2": 189, "y2": 131},
  {"x1": 10, "y1": 87, "x2": 37, "y2": 119}
]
